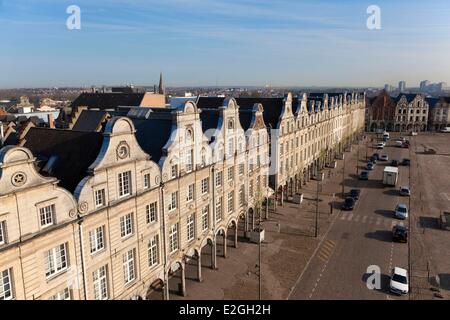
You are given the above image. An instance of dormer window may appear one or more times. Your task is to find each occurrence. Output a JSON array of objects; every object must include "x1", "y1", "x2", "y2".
[
  {"x1": 228, "y1": 119, "x2": 234, "y2": 130},
  {"x1": 40, "y1": 204, "x2": 55, "y2": 228}
]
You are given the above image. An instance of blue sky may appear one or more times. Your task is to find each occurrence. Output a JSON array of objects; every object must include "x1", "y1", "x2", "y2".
[{"x1": 1, "y1": 0, "x2": 449, "y2": 88}]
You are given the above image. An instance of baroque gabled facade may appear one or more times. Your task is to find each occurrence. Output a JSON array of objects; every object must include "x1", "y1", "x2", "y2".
[{"x1": 0, "y1": 91, "x2": 365, "y2": 300}]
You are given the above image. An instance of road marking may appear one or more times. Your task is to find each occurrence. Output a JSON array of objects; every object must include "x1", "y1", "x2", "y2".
[
  {"x1": 347, "y1": 213, "x2": 354, "y2": 221},
  {"x1": 376, "y1": 217, "x2": 382, "y2": 225},
  {"x1": 368, "y1": 216, "x2": 375, "y2": 224},
  {"x1": 354, "y1": 215, "x2": 360, "y2": 222},
  {"x1": 362, "y1": 216, "x2": 368, "y2": 223},
  {"x1": 391, "y1": 221, "x2": 397, "y2": 228},
  {"x1": 340, "y1": 213, "x2": 348, "y2": 220}
]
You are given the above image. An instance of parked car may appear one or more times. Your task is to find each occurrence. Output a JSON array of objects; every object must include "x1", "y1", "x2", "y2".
[
  {"x1": 359, "y1": 171, "x2": 369, "y2": 180},
  {"x1": 402, "y1": 158, "x2": 410, "y2": 166},
  {"x1": 372, "y1": 153, "x2": 380, "y2": 160},
  {"x1": 369, "y1": 156, "x2": 377, "y2": 164},
  {"x1": 367, "y1": 162, "x2": 375, "y2": 170},
  {"x1": 399, "y1": 186, "x2": 411, "y2": 197},
  {"x1": 389, "y1": 267, "x2": 409, "y2": 295},
  {"x1": 342, "y1": 197, "x2": 356, "y2": 210},
  {"x1": 392, "y1": 225, "x2": 408, "y2": 243},
  {"x1": 395, "y1": 204, "x2": 408, "y2": 220},
  {"x1": 379, "y1": 155, "x2": 389, "y2": 161},
  {"x1": 349, "y1": 189, "x2": 361, "y2": 200},
  {"x1": 440, "y1": 127, "x2": 450, "y2": 133},
  {"x1": 402, "y1": 140, "x2": 410, "y2": 148},
  {"x1": 410, "y1": 132, "x2": 418, "y2": 136},
  {"x1": 391, "y1": 160, "x2": 399, "y2": 167},
  {"x1": 399, "y1": 136, "x2": 406, "y2": 142},
  {"x1": 376, "y1": 142, "x2": 385, "y2": 149}
]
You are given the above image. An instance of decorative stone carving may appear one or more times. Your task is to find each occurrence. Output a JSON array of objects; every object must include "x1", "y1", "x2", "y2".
[
  {"x1": 68, "y1": 209, "x2": 77, "y2": 218},
  {"x1": 11, "y1": 172, "x2": 27, "y2": 187},
  {"x1": 117, "y1": 141, "x2": 130, "y2": 160},
  {"x1": 78, "y1": 201, "x2": 88, "y2": 214}
]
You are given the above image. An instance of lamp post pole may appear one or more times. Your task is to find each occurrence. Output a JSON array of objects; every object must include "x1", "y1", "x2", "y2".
[{"x1": 315, "y1": 178, "x2": 319, "y2": 238}]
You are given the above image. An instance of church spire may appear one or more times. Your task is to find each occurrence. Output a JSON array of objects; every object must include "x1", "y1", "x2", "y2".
[{"x1": 158, "y1": 72, "x2": 165, "y2": 95}]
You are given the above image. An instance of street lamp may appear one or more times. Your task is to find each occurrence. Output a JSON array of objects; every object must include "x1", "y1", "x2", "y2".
[{"x1": 315, "y1": 178, "x2": 320, "y2": 238}]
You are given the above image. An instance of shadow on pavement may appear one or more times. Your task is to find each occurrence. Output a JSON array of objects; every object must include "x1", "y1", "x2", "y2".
[
  {"x1": 429, "y1": 274, "x2": 450, "y2": 291},
  {"x1": 419, "y1": 216, "x2": 441, "y2": 230},
  {"x1": 383, "y1": 189, "x2": 399, "y2": 196},
  {"x1": 374, "y1": 209, "x2": 394, "y2": 218},
  {"x1": 361, "y1": 273, "x2": 391, "y2": 294},
  {"x1": 365, "y1": 230, "x2": 392, "y2": 242}
]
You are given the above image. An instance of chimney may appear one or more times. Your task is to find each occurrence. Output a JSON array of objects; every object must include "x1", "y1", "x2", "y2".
[{"x1": 47, "y1": 113, "x2": 55, "y2": 129}]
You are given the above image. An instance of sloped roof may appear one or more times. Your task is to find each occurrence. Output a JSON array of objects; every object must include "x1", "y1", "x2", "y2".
[
  {"x1": 199, "y1": 109, "x2": 220, "y2": 135},
  {"x1": 235, "y1": 98, "x2": 284, "y2": 129},
  {"x1": 22, "y1": 127, "x2": 103, "y2": 192},
  {"x1": 238, "y1": 110, "x2": 254, "y2": 131},
  {"x1": 72, "y1": 110, "x2": 109, "y2": 132},
  {"x1": 426, "y1": 97, "x2": 440, "y2": 108},
  {"x1": 131, "y1": 118, "x2": 173, "y2": 163},
  {"x1": 196, "y1": 97, "x2": 226, "y2": 109},
  {"x1": 71, "y1": 92, "x2": 145, "y2": 109}
]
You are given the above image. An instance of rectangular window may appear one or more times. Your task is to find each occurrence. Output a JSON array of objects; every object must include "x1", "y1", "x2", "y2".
[
  {"x1": 118, "y1": 171, "x2": 132, "y2": 198},
  {"x1": 215, "y1": 171, "x2": 222, "y2": 187},
  {"x1": 0, "y1": 268, "x2": 13, "y2": 300},
  {"x1": 148, "y1": 235, "x2": 160, "y2": 267},
  {"x1": 201, "y1": 206, "x2": 209, "y2": 231},
  {"x1": 228, "y1": 138, "x2": 234, "y2": 156},
  {"x1": 249, "y1": 180, "x2": 254, "y2": 197},
  {"x1": 216, "y1": 197, "x2": 223, "y2": 222},
  {"x1": 93, "y1": 266, "x2": 108, "y2": 300},
  {"x1": 168, "y1": 192, "x2": 178, "y2": 211},
  {"x1": 227, "y1": 166, "x2": 234, "y2": 181},
  {"x1": 143, "y1": 173, "x2": 150, "y2": 189},
  {"x1": 169, "y1": 224, "x2": 179, "y2": 253},
  {"x1": 51, "y1": 288, "x2": 71, "y2": 300},
  {"x1": 239, "y1": 186, "x2": 245, "y2": 206},
  {"x1": 171, "y1": 165, "x2": 178, "y2": 179},
  {"x1": 0, "y1": 221, "x2": 6, "y2": 245},
  {"x1": 40, "y1": 204, "x2": 55, "y2": 228},
  {"x1": 201, "y1": 178, "x2": 209, "y2": 194},
  {"x1": 45, "y1": 243, "x2": 68, "y2": 278},
  {"x1": 186, "y1": 184, "x2": 194, "y2": 202},
  {"x1": 228, "y1": 191, "x2": 234, "y2": 213},
  {"x1": 146, "y1": 202, "x2": 158, "y2": 224},
  {"x1": 239, "y1": 163, "x2": 244, "y2": 176},
  {"x1": 123, "y1": 249, "x2": 136, "y2": 285},
  {"x1": 187, "y1": 215, "x2": 195, "y2": 241},
  {"x1": 120, "y1": 213, "x2": 133, "y2": 238},
  {"x1": 186, "y1": 149, "x2": 193, "y2": 173},
  {"x1": 95, "y1": 189, "x2": 106, "y2": 208},
  {"x1": 89, "y1": 226, "x2": 105, "y2": 254}
]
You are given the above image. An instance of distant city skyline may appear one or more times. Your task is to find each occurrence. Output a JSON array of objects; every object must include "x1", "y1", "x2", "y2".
[{"x1": 1, "y1": 0, "x2": 450, "y2": 88}]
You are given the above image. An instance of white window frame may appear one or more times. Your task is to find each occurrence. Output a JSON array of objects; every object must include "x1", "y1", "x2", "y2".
[
  {"x1": 186, "y1": 149, "x2": 193, "y2": 173},
  {"x1": 186, "y1": 184, "x2": 194, "y2": 202},
  {"x1": 228, "y1": 191, "x2": 234, "y2": 213},
  {"x1": 89, "y1": 225, "x2": 105, "y2": 254},
  {"x1": 123, "y1": 249, "x2": 136, "y2": 285},
  {"x1": 168, "y1": 191, "x2": 178, "y2": 212},
  {"x1": 169, "y1": 224, "x2": 179, "y2": 253},
  {"x1": 44, "y1": 243, "x2": 68, "y2": 279},
  {"x1": 146, "y1": 202, "x2": 158, "y2": 224},
  {"x1": 120, "y1": 213, "x2": 134, "y2": 238},
  {"x1": 0, "y1": 221, "x2": 6, "y2": 245},
  {"x1": 187, "y1": 215, "x2": 195, "y2": 242},
  {"x1": 0, "y1": 268, "x2": 13, "y2": 300},
  {"x1": 39, "y1": 204, "x2": 55, "y2": 228},
  {"x1": 51, "y1": 287, "x2": 71, "y2": 300},
  {"x1": 201, "y1": 178, "x2": 209, "y2": 195},
  {"x1": 148, "y1": 235, "x2": 160, "y2": 267},
  {"x1": 227, "y1": 166, "x2": 234, "y2": 181},
  {"x1": 93, "y1": 265, "x2": 108, "y2": 300},
  {"x1": 171, "y1": 164, "x2": 178, "y2": 179},
  {"x1": 201, "y1": 206, "x2": 209, "y2": 231},
  {"x1": 94, "y1": 189, "x2": 106, "y2": 208},
  {"x1": 239, "y1": 163, "x2": 244, "y2": 176},
  {"x1": 143, "y1": 173, "x2": 151, "y2": 189},
  {"x1": 118, "y1": 171, "x2": 132, "y2": 198},
  {"x1": 215, "y1": 171, "x2": 222, "y2": 187},
  {"x1": 216, "y1": 197, "x2": 223, "y2": 222}
]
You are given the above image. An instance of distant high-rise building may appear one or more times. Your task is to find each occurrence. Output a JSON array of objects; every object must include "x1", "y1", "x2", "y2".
[
  {"x1": 438, "y1": 82, "x2": 447, "y2": 92},
  {"x1": 384, "y1": 84, "x2": 390, "y2": 92},
  {"x1": 420, "y1": 80, "x2": 430, "y2": 91},
  {"x1": 399, "y1": 81, "x2": 406, "y2": 93}
]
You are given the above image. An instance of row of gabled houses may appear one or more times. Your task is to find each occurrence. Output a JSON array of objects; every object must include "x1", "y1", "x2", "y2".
[
  {"x1": 365, "y1": 91, "x2": 450, "y2": 132},
  {"x1": 0, "y1": 91, "x2": 365, "y2": 300}
]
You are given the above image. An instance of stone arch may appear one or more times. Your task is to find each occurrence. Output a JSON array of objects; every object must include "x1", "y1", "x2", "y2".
[
  {"x1": 370, "y1": 122, "x2": 378, "y2": 132},
  {"x1": 167, "y1": 261, "x2": 186, "y2": 298},
  {"x1": 146, "y1": 278, "x2": 165, "y2": 300}
]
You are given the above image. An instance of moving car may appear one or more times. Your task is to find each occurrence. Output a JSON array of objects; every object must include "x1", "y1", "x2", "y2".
[
  {"x1": 375, "y1": 142, "x2": 385, "y2": 149},
  {"x1": 369, "y1": 156, "x2": 377, "y2": 164},
  {"x1": 441, "y1": 127, "x2": 450, "y2": 133},
  {"x1": 399, "y1": 186, "x2": 411, "y2": 197},
  {"x1": 395, "y1": 204, "x2": 408, "y2": 220},
  {"x1": 390, "y1": 160, "x2": 399, "y2": 167},
  {"x1": 359, "y1": 171, "x2": 369, "y2": 180},
  {"x1": 402, "y1": 140, "x2": 410, "y2": 148},
  {"x1": 395, "y1": 140, "x2": 404, "y2": 147},
  {"x1": 342, "y1": 197, "x2": 355, "y2": 210},
  {"x1": 372, "y1": 153, "x2": 380, "y2": 160},
  {"x1": 366, "y1": 162, "x2": 375, "y2": 170},
  {"x1": 392, "y1": 225, "x2": 408, "y2": 243},
  {"x1": 402, "y1": 158, "x2": 410, "y2": 166},
  {"x1": 379, "y1": 155, "x2": 389, "y2": 161},
  {"x1": 410, "y1": 131, "x2": 418, "y2": 136},
  {"x1": 349, "y1": 189, "x2": 361, "y2": 200},
  {"x1": 389, "y1": 267, "x2": 409, "y2": 295}
]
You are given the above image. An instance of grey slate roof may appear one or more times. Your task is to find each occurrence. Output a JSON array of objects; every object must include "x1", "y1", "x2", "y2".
[
  {"x1": 71, "y1": 93, "x2": 145, "y2": 109},
  {"x1": 22, "y1": 127, "x2": 104, "y2": 192},
  {"x1": 72, "y1": 110, "x2": 109, "y2": 132},
  {"x1": 235, "y1": 98, "x2": 284, "y2": 130}
]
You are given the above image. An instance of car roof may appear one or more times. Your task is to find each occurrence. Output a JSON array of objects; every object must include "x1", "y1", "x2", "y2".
[
  {"x1": 350, "y1": 189, "x2": 360, "y2": 192},
  {"x1": 394, "y1": 225, "x2": 407, "y2": 231},
  {"x1": 397, "y1": 203, "x2": 407, "y2": 208},
  {"x1": 400, "y1": 186, "x2": 409, "y2": 189},
  {"x1": 394, "y1": 267, "x2": 408, "y2": 276}
]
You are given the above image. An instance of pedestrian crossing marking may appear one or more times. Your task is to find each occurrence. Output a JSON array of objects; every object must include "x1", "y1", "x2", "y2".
[
  {"x1": 362, "y1": 216, "x2": 368, "y2": 223},
  {"x1": 347, "y1": 213, "x2": 354, "y2": 221},
  {"x1": 317, "y1": 240, "x2": 336, "y2": 263},
  {"x1": 354, "y1": 215, "x2": 360, "y2": 222},
  {"x1": 337, "y1": 212, "x2": 408, "y2": 229},
  {"x1": 376, "y1": 217, "x2": 382, "y2": 225},
  {"x1": 340, "y1": 213, "x2": 348, "y2": 220}
]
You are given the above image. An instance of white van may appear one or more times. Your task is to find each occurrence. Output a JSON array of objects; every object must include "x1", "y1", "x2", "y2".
[{"x1": 441, "y1": 127, "x2": 450, "y2": 133}]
